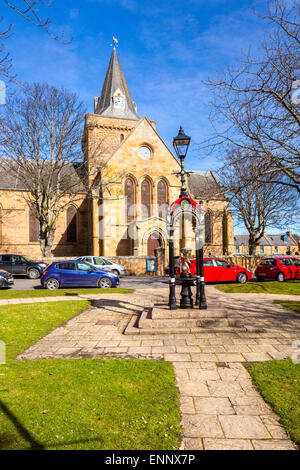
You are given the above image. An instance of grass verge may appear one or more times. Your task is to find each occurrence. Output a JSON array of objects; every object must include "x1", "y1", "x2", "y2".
[
  {"x1": 0, "y1": 287, "x2": 134, "y2": 299},
  {"x1": 249, "y1": 359, "x2": 300, "y2": 446},
  {"x1": 216, "y1": 281, "x2": 300, "y2": 295},
  {"x1": 274, "y1": 300, "x2": 300, "y2": 314},
  {"x1": 0, "y1": 301, "x2": 181, "y2": 450}
]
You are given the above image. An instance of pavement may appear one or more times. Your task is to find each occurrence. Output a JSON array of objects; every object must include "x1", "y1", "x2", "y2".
[{"x1": 12, "y1": 284, "x2": 300, "y2": 451}]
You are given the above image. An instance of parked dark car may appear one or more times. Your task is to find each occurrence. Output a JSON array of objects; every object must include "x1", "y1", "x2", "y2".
[
  {"x1": 41, "y1": 260, "x2": 120, "y2": 289},
  {"x1": 0, "y1": 270, "x2": 14, "y2": 289},
  {"x1": 255, "y1": 257, "x2": 300, "y2": 282},
  {"x1": 0, "y1": 254, "x2": 48, "y2": 279}
]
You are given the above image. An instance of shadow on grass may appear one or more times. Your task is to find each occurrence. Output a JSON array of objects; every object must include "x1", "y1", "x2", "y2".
[
  {"x1": 0, "y1": 400, "x2": 105, "y2": 450},
  {"x1": 0, "y1": 400, "x2": 44, "y2": 450}
]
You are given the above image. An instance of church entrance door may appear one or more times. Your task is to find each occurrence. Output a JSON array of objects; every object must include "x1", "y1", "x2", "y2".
[{"x1": 147, "y1": 232, "x2": 162, "y2": 257}]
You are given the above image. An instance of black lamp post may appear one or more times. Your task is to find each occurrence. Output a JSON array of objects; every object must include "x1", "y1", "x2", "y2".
[
  {"x1": 173, "y1": 127, "x2": 194, "y2": 308},
  {"x1": 173, "y1": 127, "x2": 191, "y2": 198}
]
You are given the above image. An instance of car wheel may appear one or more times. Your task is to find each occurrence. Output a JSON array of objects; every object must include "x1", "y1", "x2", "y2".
[
  {"x1": 112, "y1": 269, "x2": 119, "y2": 276},
  {"x1": 45, "y1": 278, "x2": 60, "y2": 290},
  {"x1": 277, "y1": 272, "x2": 285, "y2": 282},
  {"x1": 237, "y1": 273, "x2": 247, "y2": 284},
  {"x1": 28, "y1": 268, "x2": 40, "y2": 279},
  {"x1": 98, "y1": 277, "x2": 112, "y2": 289}
]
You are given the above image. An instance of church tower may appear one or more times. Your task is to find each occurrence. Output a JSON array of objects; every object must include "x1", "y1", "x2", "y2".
[{"x1": 82, "y1": 46, "x2": 140, "y2": 171}]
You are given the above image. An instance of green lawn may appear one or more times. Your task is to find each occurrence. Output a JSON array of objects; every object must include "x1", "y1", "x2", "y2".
[
  {"x1": 0, "y1": 287, "x2": 134, "y2": 299},
  {"x1": 216, "y1": 281, "x2": 300, "y2": 295},
  {"x1": 0, "y1": 301, "x2": 181, "y2": 450},
  {"x1": 274, "y1": 300, "x2": 300, "y2": 314},
  {"x1": 249, "y1": 359, "x2": 300, "y2": 445}
]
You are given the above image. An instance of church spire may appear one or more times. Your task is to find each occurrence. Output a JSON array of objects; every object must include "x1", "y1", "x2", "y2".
[{"x1": 94, "y1": 45, "x2": 139, "y2": 120}]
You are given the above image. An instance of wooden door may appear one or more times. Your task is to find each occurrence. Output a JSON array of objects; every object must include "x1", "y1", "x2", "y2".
[{"x1": 147, "y1": 232, "x2": 161, "y2": 257}]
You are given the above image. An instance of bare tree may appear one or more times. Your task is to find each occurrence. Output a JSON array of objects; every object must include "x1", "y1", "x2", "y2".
[
  {"x1": 202, "y1": 0, "x2": 300, "y2": 193},
  {"x1": 219, "y1": 151, "x2": 298, "y2": 254},
  {"x1": 0, "y1": 1, "x2": 70, "y2": 86},
  {"x1": 0, "y1": 82, "x2": 86, "y2": 256}
]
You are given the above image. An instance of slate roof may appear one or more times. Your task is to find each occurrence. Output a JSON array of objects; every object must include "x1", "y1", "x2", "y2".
[
  {"x1": 94, "y1": 47, "x2": 139, "y2": 120},
  {"x1": 187, "y1": 171, "x2": 227, "y2": 200},
  {"x1": 234, "y1": 234, "x2": 298, "y2": 247},
  {"x1": 0, "y1": 158, "x2": 87, "y2": 192}
]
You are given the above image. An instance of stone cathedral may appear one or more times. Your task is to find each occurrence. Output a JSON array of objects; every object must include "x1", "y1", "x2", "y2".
[{"x1": 0, "y1": 47, "x2": 234, "y2": 260}]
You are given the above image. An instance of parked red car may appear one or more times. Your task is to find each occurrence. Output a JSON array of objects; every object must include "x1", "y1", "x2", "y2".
[
  {"x1": 255, "y1": 257, "x2": 300, "y2": 282},
  {"x1": 176, "y1": 258, "x2": 252, "y2": 284}
]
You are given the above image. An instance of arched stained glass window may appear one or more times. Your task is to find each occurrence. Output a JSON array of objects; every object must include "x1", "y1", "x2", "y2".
[
  {"x1": 141, "y1": 179, "x2": 151, "y2": 219},
  {"x1": 205, "y1": 211, "x2": 212, "y2": 244},
  {"x1": 67, "y1": 205, "x2": 77, "y2": 243},
  {"x1": 157, "y1": 180, "x2": 168, "y2": 218},
  {"x1": 125, "y1": 177, "x2": 136, "y2": 222},
  {"x1": 29, "y1": 205, "x2": 39, "y2": 243}
]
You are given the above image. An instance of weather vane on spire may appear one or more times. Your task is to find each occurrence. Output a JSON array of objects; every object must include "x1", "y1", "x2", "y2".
[{"x1": 111, "y1": 36, "x2": 118, "y2": 48}]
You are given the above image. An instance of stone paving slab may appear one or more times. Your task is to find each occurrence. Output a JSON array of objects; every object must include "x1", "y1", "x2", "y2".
[{"x1": 13, "y1": 286, "x2": 299, "y2": 450}]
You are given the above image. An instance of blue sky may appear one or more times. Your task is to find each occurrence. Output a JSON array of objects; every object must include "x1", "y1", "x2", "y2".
[{"x1": 1, "y1": 0, "x2": 296, "y2": 234}]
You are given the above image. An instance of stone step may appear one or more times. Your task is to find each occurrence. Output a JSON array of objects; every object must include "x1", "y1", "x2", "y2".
[
  {"x1": 138, "y1": 311, "x2": 244, "y2": 330},
  {"x1": 151, "y1": 306, "x2": 228, "y2": 320}
]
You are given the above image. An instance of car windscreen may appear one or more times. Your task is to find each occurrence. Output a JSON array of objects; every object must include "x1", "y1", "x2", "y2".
[{"x1": 260, "y1": 259, "x2": 276, "y2": 266}]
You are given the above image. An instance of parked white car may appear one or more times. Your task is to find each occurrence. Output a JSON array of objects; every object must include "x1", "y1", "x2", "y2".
[{"x1": 76, "y1": 256, "x2": 126, "y2": 276}]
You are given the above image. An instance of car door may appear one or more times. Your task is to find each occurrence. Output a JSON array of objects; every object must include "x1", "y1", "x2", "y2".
[
  {"x1": 203, "y1": 259, "x2": 215, "y2": 282},
  {"x1": 56, "y1": 262, "x2": 81, "y2": 286},
  {"x1": 76, "y1": 262, "x2": 98, "y2": 286},
  {"x1": 0, "y1": 255, "x2": 13, "y2": 273},
  {"x1": 213, "y1": 259, "x2": 232, "y2": 282},
  {"x1": 280, "y1": 258, "x2": 293, "y2": 279},
  {"x1": 289, "y1": 259, "x2": 299, "y2": 279},
  {"x1": 292, "y1": 258, "x2": 300, "y2": 279},
  {"x1": 11, "y1": 255, "x2": 28, "y2": 275}
]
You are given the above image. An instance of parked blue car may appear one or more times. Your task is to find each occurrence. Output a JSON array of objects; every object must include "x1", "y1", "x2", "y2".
[{"x1": 41, "y1": 260, "x2": 119, "y2": 290}]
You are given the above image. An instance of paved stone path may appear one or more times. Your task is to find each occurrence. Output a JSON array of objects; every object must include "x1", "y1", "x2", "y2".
[{"x1": 12, "y1": 286, "x2": 300, "y2": 450}]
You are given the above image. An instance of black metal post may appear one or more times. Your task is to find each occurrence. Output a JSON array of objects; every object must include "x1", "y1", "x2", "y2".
[
  {"x1": 179, "y1": 158, "x2": 188, "y2": 198},
  {"x1": 195, "y1": 237, "x2": 201, "y2": 306},
  {"x1": 168, "y1": 231, "x2": 177, "y2": 310},
  {"x1": 199, "y1": 235, "x2": 207, "y2": 309}
]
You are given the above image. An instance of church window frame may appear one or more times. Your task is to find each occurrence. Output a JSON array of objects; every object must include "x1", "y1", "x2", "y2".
[
  {"x1": 29, "y1": 205, "x2": 40, "y2": 243},
  {"x1": 124, "y1": 176, "x2": 136, "y2": 223},
  {"x1": 66, "y1": 204, "x2": 78, "y2": 243},
  {"x1": 141, "y1": 177, "x2": 152, "y2": 220}
]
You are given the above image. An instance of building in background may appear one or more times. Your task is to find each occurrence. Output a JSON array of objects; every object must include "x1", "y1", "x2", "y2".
[
  {"x1": 0, "y1": 47, "x2": 234, "y2": 259},
  {"x1": 234, "y1": 232, "x2": 299, "y2": 256}
]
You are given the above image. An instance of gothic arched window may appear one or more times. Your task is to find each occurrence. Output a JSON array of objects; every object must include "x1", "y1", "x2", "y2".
[
  {"x1": 205, "y1": 211, "x2": 212, "y2": 244},
  {"x1": 141, "y1": 178, "x2": 151, "y2": 219},
  {"x1": 125, "y1": 177, "x2": 136, "y2": 222},
  {"x1": 67, "y1": 205, "x2": 77, "y2": 243},
  {"x1": 29, "y1": 205, "x2": 39, "y2": 243},
  {"x1": 157, "y1": 180, "x2": 168, "y2": 218}
]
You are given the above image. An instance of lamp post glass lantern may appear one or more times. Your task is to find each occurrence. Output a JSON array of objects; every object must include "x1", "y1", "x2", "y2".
[
  {"x1": 173, "y1": 126, "x2": 191, "y2": 159},
  {"x1": 173, "y1": 127, "x2": 191, "y2": 199}
]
